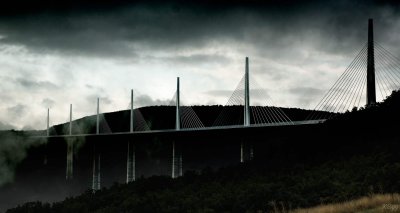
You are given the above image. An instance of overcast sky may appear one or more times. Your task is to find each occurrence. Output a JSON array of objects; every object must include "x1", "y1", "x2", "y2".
[{"x1": 1, "y1": 0, "x2": 400, "y2": 130}]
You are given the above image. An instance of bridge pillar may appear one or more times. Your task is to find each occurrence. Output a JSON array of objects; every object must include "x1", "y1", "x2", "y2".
[
  {"x1": 178, "y1": 150, "x2": 183, "y2": 177},
  {"x1": 241, "y1": 57, "x2": 252, "y2": 162},
  {"x1": 172, "y1": 77, "x2": 183, "y2": 178},
  {"x1": 367, "y1": 18, "x2": 376, "y2": 105},
  {"x1": 126, "y1": 90, "x2": 136, "y2": 183},
  {"x1": 66, "y1": 138, "x2": 74, "y2": 180},
  {"x1": 92, "y1": 99, "x2": 101, "y2": 192},
  {"x1": 66, "y1": 104, "x2": 74, "y2": 180},
  {"x1": 240, "y1": 140, "x2": 254, "y2": 163},
  {"x1": 126, "y1": 141, "x2": 136, "y2": 183},
  {"x1": 240, "y1": 142, "x2": 244, "y2": 163},
  {"x1": 172, "y1": 141, "x2": 176, "y2": 178},
  {"x1": 92, "y1": 145, "x2": 101, "y2": 192},
  {"x1": 244, "y1": 57, "x2": 250, "y2": 126},
  {"x1": 171, "y1": 141, "x2": 183, "y2": 178}
]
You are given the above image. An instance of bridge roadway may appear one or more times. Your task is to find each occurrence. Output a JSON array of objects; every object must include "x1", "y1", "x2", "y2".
[{"x1": 37, "y1": 119, "x2": 326, "y2": 139}]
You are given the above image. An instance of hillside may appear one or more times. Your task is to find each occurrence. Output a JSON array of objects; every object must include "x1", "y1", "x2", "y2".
[
  {"x1": 292, "y1": 194, "x2": 400, "y2": 213},
  {"x1": 6, "y1": 90, "x2": 400, "y2": 213},
  {"x1": 43, "y1": 105, "x2": 330, "y2": 136}
]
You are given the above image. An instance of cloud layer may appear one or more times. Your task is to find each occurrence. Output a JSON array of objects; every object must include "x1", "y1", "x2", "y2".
[{"x1": 1, "y1": 0, "x2": 400, "y2": 129}]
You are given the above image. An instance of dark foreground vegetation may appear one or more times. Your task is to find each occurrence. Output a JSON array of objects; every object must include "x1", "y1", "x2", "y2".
[{"x1": 7, "y1": 91, "x2": 400, "y2": 213}]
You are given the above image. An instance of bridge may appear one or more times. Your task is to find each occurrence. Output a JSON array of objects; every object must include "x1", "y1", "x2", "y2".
[{"x1": 36, "y1": 19, "x2": 400, "y2": 192}]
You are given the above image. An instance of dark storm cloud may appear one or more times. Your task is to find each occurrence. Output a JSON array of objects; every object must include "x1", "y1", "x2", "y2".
[
  {"x1": 161, "y1": 54, "x2": 232, "y2": 66},
  {"x1": 206, "y1": 90, "x2": 235, "y2": 97},
  {"x1": 7, "y1": 104, "x2": 28, "y2": 118},
  {"x1": 288, "y1": 87, "x2": 324, "y2": 97},
  {"x1": 135, "y1": 94, "x2": 173, "y2": 106},
  {"x1": 41, "y1": 98, "x2": 56, "y2": 108},
  {"x1": 85, "y1": 94, "x2": 112, "y2": 106},
  {"x1": 288, "y1": 87, "x2": 325, "y2": 107},
  {"x1": 16, "y1": 78, "x2": 58, "y2": 90},
  {"x1": 1, "y1": 0, "x2": 400, "y2": 58},
  {"x1": 206, "y1": 89, "x2": 270, "y2": 100}
]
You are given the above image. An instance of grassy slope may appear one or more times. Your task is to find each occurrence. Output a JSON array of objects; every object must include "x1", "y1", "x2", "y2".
[{"x1": 291, "y1": 194, "x2": 400, "y2": 213}]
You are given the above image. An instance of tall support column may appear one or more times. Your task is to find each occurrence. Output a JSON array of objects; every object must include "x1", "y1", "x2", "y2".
[
  {"x1": 172, "y1": 141, "x2": 176, "y2": 178},
  {"x1": 242, "y1": 57, "x2": 250, "y2": 163},
  {"x1": 240, "y1": 141, "x2": 244, "y2": 163},
  {"x1": 171, "y1": 141, "x2": 182, "y2": 178},
  {"x1": 92, "y1": 146, "x2": 101, "y2": 192},
  {"x1": 96, "y1": 98, "x2": 100, "y2": 134},
  {"x1": 367, "y1": 18, "x2": 376, "y2": 105},
  {"x1": 66, "y1": 104, "x2": 74, "y2": 180},
  {"x1": 126, "y1": 141, "x2": 135, "y2": 183},
  {"x1": 244, "y1": 57, "x2": 250, "y2": 126},
  {"x1": 93, "y1": 98, "x2": 101, "y2": 192},
  {"x1": 130, "y1": 89, "x2": 134, "y2": 133},
  {"x1": 172, "y1": 77, "x2": 182, "y2": 178},
  {"x1": 178, "y1": 152, "x2": 183, "y2": 177},
  {"x1": 241, "y1": 140, "x2": 254, "y2": 163},
  {"x1": 66, "y1": 138, "x2": 74, "y2": 180},
  {"x1": 127, "y1": 90, "x2": 136, "y2": 183},
  {"x1": 47, "y1": 108, "x2": 50, "y2": 137}
]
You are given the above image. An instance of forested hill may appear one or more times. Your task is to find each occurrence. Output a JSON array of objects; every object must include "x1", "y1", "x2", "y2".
[
  {"x1": 7, "y1": 90, "x2": 400, "y2": 213},
  {"x1": 44, "y1": 105, "x2": 331, "y2": 135},
  {"x1": 43, "y1": 89, "x2": 400, "y2": 136},
  {"x1": 327, "y1": 89, "x2": 400, "y2": 127}
]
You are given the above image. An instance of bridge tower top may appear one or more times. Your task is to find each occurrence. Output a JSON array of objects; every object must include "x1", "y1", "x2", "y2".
[
  {"x1": 130, "y1": 89, "x2": 134, "y2": 133},
  {"x1": 244, "y1": 57, "x2": 250, "y2": 126},
  {"x1": 96, "y1": 98, "x2": 100, "y2": 134},
  {"x1": 367, "y1": 18, "x2": 376, "y2": 105},
  {"x1": 47, "y1": 108, "x2": 49, "y2": 136},
  {"x1": 176, "y1": 77, "x2": 180, "y2": 130}
]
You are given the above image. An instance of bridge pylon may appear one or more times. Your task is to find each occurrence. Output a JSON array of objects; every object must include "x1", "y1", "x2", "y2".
[
  {"x1": 172, "y1": 77, "x2": 183, "y2": 178},
  {"x1": 126, "y1": 140, "x2": 135, "y2": 183},
  {"x1": 66, "y1": 104, "x2": 74, "y2": 180},
  {"x1": 66, "y1": 138, "x2": 73, "y2": 180},
  {"x1": 47, "y1": 108, "x2": 50, "y2": 136},
  {"x1": 241, "y1": 57, "x2": 253, "y2": 163},
  {"x1": 92, "y1": 149, "x2": 101, "y2": 192},
  {"x1": 96, "y1": 98, "x2": 100, "y2": 134},
  {"x1": 176, "y1": 77, "x2": 180, "y2": 130},
  {"x1": 92, "y1": 98, "x2": 101, "y2": 192},
  {"x1": 127, "y1": 90, "x2": 136, "y2": 183},
  {"x1": 130, "y1": 89, "x2": 134, "y2": 133},
  {"x1": 244, "y1": 57, "x2": 250, "y2": 126},
  {"x1": 367, "y1": 18, "x2": 376, "y2": 105},
  {"x1": 69, "y1": 104, "x2": 72, "y2": 135}
]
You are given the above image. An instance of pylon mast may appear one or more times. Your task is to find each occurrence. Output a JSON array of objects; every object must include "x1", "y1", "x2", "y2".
[
  {"x1": 47, "y1": 108, "x2": 49, "y2": 136},
  {"x1": 367, "y1": 18, "x2": 376, "y2": 105},
  {"x1": 69, "y1": 104, "x2": 72, "y2": 135},
  {"x1": 244, "y1": 57, "x2": 250, "y2": 126},
  {"x1": 130, "y1": 90, "x2": 134, "y2": 133},
  {"x1": 176, "y1": 77, "x2": 180, "y2": 130},
  {"x1": 96, "y1": 98, "x2": 100, "y2": 134}
]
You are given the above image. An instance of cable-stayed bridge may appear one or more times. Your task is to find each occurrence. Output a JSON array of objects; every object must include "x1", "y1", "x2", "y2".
[{"x1": 36, "y1": 19, "x2": 400, "y2": 192}]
